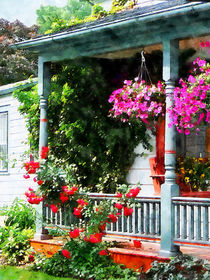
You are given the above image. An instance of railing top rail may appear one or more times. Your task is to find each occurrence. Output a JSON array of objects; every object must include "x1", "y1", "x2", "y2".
[
  {"x1": 88, "y1": 193, "x2": 160, "y2": 201},
  {"x1": 172, "y1": 197, "x2": 210, "y2": 203}
]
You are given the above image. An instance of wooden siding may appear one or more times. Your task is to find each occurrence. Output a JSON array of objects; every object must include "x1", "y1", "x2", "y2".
[{"x1": 0, "y1": 93, "x2": 34, "y2": 207}]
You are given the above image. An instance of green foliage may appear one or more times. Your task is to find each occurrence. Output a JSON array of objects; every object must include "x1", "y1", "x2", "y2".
[
  {"x1": 0, "y1": 226, "x2": 34, "y2": 265},
  {"x1": 37, "y1": 0, "x2": 135, "y2": 34},
  {"x1": 141, "y1": 255, "x2": 210, "y2": 280},
  {"x1": 15, "y1": 59, "x2": 151, "y2": 193},
  {"x1": 0, "y1": 266, "x2": 75, "y2": 280},
  {"x1": 33, "y1": 239, "x2": 139, "y2": 279},
  {"x1": 0, "y1": 198, "x2": 36, "y2": 230},
  {"x1": 47, "y1": 228, "x2": 69, "y2": 237},
  {"x1": 36, "y1": 0, "x2": 92, "y2": 34},
  {"x1": 0, "y1": 199, "x2": 35, "y2": 265},
  {"x1": 0, "y1": 19, "x2": 37, "y2": 86}
]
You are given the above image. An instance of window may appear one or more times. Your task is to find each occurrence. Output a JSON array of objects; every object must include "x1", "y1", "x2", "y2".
[{"x1": 0, "y1": 111, "x2": 8, "y2": 172}]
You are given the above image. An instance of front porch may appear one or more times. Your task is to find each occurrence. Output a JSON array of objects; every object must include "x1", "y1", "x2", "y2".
[{"x1": 13, "y1": 0, "x2": 210, "y2": 271}]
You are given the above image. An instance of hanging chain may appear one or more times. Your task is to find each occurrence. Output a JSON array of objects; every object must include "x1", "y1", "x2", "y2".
[{"x1": 137, "y1": 51, "x2": 152, "y2": 84}]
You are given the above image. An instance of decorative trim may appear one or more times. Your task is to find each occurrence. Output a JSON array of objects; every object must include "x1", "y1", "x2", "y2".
[
  {"x1": 165, "y1": 150, "x2": 176, "y2": 154},
  {"x1": 40, "y1": 118, "x2": 47, "y2": 122}
]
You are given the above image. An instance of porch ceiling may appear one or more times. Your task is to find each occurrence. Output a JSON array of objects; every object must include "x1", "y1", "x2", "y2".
[{"x1": 12, "y1": 1, "x2": 210, "y2": 62}]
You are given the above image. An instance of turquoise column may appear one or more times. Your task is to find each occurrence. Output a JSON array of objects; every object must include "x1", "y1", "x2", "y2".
[
  {"x1": 159, "y1": 39, "x2": 181, "y2": 257},
  {"x1": 34, "y1": 57, "x2": 51, "y2": 240}
]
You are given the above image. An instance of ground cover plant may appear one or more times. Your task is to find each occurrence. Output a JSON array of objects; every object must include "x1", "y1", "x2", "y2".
[{"x1": 140, "y1": 255, "x2": 210, "y2": 280}]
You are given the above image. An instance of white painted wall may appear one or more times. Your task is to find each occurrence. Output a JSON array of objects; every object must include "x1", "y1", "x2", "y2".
[
  {"x1": 126, "y1": 134, "x2": 156, "y2": 196},
  {"x1": 0, "y1": 93, "x2": 33, "y2": 207}
]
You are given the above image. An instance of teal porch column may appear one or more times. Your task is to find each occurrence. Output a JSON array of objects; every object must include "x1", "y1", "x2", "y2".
[
  {"x1": 34, "y1": 57, "x2": 51, "y2": 240},
  {"x1": 159, "y1": 39, "x2": 181, "y2": 257}
]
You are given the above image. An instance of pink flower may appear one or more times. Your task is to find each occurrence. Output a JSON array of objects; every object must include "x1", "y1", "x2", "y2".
[{"x1": 23, "y1": 174, "x2": 30, "y2": 179}]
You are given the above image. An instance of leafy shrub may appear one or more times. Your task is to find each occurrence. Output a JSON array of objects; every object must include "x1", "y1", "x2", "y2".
[
  {"x1": 33, "y1": 239, "x2": 139, "y2": 280},
  {"x1": 0, "y1": 226, "x2": 34, "y2": 265},
  {"x1": 0, "y1": 199, "x2": 36, "y2": 265},
  {"x1": 141, "y1": 255, "x2": 210, "y2": 280},
  {"x1": 0, "y1": 198, "x2": 36, "y2": 230}
]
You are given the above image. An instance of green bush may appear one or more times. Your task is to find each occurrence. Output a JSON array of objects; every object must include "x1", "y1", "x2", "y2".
[
  {"x1": 0, "y1": 198, "x2": 36, "y2": 230},
  {"x1": 0, "y1": 226, "x2": 34, "y2": 265},
  {"x1": 0, "y1": 199, "x2": 36, "y2": 265},
  {"x1": 33, "y1": 239, "x2": 139, "y2": 280},
  {"x1": 141, "y1": 255, "x2": 210, "y2": 280}
]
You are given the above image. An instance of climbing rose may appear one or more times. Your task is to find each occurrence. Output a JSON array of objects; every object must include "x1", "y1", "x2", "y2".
[
  {"x1": 23, "y1": 174, "x2": 30, "y2": 179},
  {"x1": 109, "y1": 214, "x2": 118, "y2": 223},
  {"x1": 62, "y1": 249, "x2": 71, "y2": 259},
  {"x1": 124, "y1": 207, "x2": 133, "y2": 216},
  {"x1": 73, "y1": 207, "x2": 82, "y2": 218},
  {"x1": 50, "y1": 204, "x2": 58, "y2": 213},
  {"x1": 115, "y1": 203, "x2": 123, "y2": 210},
  {"x1": 37, "y1": 179, "x2": 44, "y2": 185},
  {"x1": 99, "y1": 250, "x2": 108, "y2": 256},
  {"x1": 77, "y1": 199, "x2": 88, "y2": 207},
  {"x1": 116, "y1": 192, "x2": 123, "y2": 198},
  {"x1": 69, "y1": 228, "x2": 80, "y2": 239},
  {"x1": 40, "y1": 146, "x2": 49, "y2": 159},
  {"x1": 87, "y1": 233, "x2": 103, "y2": 243},
  {"x1": 60, "y1": 193, "x2": 69, "y2": 203}
]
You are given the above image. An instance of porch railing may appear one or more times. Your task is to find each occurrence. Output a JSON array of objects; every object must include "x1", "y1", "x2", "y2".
[
  {"x1": 172, "y1": 197, "x2": 210, "y2": 246},
  {"x1": 43, "y1": 194, "x2": 210, "y2": 246}
]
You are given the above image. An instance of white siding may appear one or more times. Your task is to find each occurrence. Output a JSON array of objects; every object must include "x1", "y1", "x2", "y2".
[{"x1": 0, "y1": 93, "x2": 34, "y2": 207}]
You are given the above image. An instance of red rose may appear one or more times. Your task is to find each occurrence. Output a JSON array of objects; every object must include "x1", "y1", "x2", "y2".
[
  {"x1": 60, "y1": 193, "x2": 69, "y2": 203},
  {"x1": 116, "y1": 193, "x2": 123, "y2": 198},
  {"x1": 99, "y1": 250, "x2": 108, "y2": 256},
  {"x1": 77, "y1": 199, "x2": 88, "y2": 207},
  {"x1": 109, "y1": 214, "x2": 118, "y2": 223},
  {"x1": 69, "y1": 228, "x2": 80, "y2": 239},
  {"x1": 62, "y1": 249, "x2": 71, "y2": 259},
  {"x1": 124, "y1": 207, "x2": 133, "y2": 216},
  {"x1": 51, "y1": 204, "x2": 58, "y2": 213},
  {"x1": 40, "y1": 146, "x2": 49, "y2": 159},
  {"x1": 23, "y1": 174, "x2": 30, "y2": 179},
  {"x1": 37, "y1": 180, "x2": 44, "y2": 185},
  {"x1": 115, "y1": 203, "x2": 123, "y2": 210},
  {"x1": 73, "y1": 207, "x2": 82, "y2": 218},
  {"x1": 29, "y1": 254, "x2": 34, "y2": 262}
]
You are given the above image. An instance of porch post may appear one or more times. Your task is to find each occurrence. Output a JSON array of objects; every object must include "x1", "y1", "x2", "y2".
[
  {"x1": 34, "y1": 57, "x2": 51, "y2": 240},
  {"x1": 159, "y1": 39, "x2": 181, "y2": 257}
]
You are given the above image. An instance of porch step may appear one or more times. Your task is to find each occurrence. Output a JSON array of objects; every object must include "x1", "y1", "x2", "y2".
[{"x1": 108, "y1": 247, "x2": 170, "y2": 272}]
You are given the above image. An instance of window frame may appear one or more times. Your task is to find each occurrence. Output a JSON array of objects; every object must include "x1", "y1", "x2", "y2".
[{"x1": 0, "y1": 105, "x2": 9, "y2": 174}]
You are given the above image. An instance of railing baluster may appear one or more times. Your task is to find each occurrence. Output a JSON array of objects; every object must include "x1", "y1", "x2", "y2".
[
  {"x1": 176, "y1": 204, "x2": 180, "y2": 238},
  {"x1": 134, "y1": 205, "x2": 138, "y2": 234},
  {"x1": 157, "y1": 202, "x2": 161, "y2": 236},
  {"x1": 140, "y1": 202, "x2": 144, "y2": 234},
  {"x1": 189, "y1": 205, "x2": 194, "y2": 240},
  {"x1": 196, "y1": 205, "x2": 201, "y2": 240},
  {"x1": 151, "y1": 202, "x2": 156, "y2": 235},
  {"x1": 145, "y1": 202, "x2": 150, "y2": 235},
  {"x1": 181, "y1": 205, "x2": 187, "y2": 239},
  {"x1": 203, "y1": 206, "x2": 209, "y2": 241}
]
